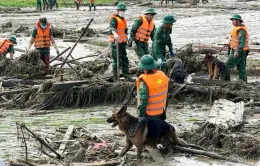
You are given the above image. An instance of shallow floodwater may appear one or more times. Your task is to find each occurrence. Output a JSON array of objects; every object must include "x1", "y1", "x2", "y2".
[{"x1": 0, "y1": 104, "x2": 257, "y2": 165}]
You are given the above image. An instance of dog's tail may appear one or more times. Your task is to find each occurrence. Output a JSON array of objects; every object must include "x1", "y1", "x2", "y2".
[{"x1": 171, "y1": 126, "x2": 185, "y2": 146}]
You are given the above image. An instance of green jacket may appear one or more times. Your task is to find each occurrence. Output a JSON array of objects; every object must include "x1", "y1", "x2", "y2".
[
  {"x1": 153, "y1": 25, "x2": 173, "y2": 51},
  {"x1": 236, "y1": 29, "x2": 246, "y2": 54},
  {"x1": 130, "y1": 17, "x2": 155, "y2": 42}
]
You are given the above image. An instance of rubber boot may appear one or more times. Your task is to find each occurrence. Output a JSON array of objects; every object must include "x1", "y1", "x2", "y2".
[
  {"x1": 94, "y1": 5, "x2": 96, "y2": 11},
  {"x1": 89, "y1": 4, "x2": 91, "y2": 11}
]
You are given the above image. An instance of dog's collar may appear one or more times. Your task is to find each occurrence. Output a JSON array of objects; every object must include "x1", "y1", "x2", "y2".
[{"x1": 125, "y1": 118, "x2": 140, "y2": 137}]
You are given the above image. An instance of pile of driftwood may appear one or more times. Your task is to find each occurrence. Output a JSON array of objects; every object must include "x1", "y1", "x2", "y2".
[
  {"x1": 15, "y1": 123, "x2": 123, "y2": 166},
  {"x1": 1, "y1": 78, "x2": 260, "y2": 110},
  {"x1": 181, "y1": 99, "x2": 260, "y2": 160}
]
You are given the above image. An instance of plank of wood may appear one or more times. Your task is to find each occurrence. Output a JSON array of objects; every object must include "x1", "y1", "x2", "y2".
[
  {"x1": 39, "y1": 160, "x2": 121, "y2": 166},
  {"x1": 191, "y1": 77, "x2": 230, "y2": 85},
  {"x1": 51, "y1": 80, "x2": 92, "y2": 90},
  {"x1": 114, "y1": 149, "x2": 152, "y2": 159},
  {"x1": 194, "y1": 45, "x2": 260, "y2": 53},
  {"x1": 146, "y1": 146, "x2": 164, "y2": 163},
  {"x1": 57, "y1": 125, "x2": 74, "y2": 155}
]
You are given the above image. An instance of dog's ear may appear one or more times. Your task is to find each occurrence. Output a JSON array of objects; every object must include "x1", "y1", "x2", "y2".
[{"x1": 117, "y1": 104, "x2": 127, "y2": 117}]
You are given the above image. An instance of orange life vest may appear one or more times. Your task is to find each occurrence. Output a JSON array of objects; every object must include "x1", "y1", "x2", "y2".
[
  {"x1": 136, "y1": 71, "x2": 168, "y2": 116},
  {"x1": 75, "y1": 0, "x2": 81, "y2": 3},
  {"x1": 109, "y1": 14, "x2": 128, "y2": 44},
  {"x1": 135, "y1": 16, "x2": 154, "y2": 43},
  {"x1": 89, "y1": 0, "x2": 94, "y2": 4},
  {"x1": 229, "y1": 25, "x2": 249, "y2": 50},
  {"x1": 0, "y1": 39, "x2": 13, "y2": 55},
  {"x1": 34, "y1": 21, "x2": 51, "y2": 49}
]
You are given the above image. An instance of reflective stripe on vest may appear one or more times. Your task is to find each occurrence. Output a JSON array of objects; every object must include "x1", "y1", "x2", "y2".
[
  {"x1": 35, "y1": 21, "x2": 51, "y2": 49},
  {"x1": 229, "y1": 25, "x2": 249, "y2": 50},
  {"x1": 135, "y1": 16, "x2": 154, "y2": 43},
  {"x1": 136, "y1": 71, "x2": 168, "y2": 116},
  {"x1": 109, "y1": 15, "x2": 128, "y2": 44},
  {"x1": 0, "y1": 40, "x2": 13, "y2": 55}
]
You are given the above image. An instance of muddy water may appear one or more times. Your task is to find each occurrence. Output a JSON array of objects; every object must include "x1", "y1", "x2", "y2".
[{"x1": 0, "y1": 104, "x2": 255, "y2": 165}]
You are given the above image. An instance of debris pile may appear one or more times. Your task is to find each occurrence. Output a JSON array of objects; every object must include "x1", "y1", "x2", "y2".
[
  {"x1": 16, "y1": 123, "x2": 124, "y2": 166},
  {"x1": 0, "y1": 50, "x2": 45, "y2": 78}
]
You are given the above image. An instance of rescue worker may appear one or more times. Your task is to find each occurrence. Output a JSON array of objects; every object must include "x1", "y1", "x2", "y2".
[
  {"x1": 128, "y1": 8, "x2": 156, "y2": 59},
  {"x1": 151, "y1": 14, "x2": 176, "y2": 74},
  {"x1": 27, "y1": 17, "x2": 59, "y2": 74},
  {"x1": 36, "y1": 0, "x2": 42, "y2": 11},
  {"x1": 136, "y1": 55, "x2": 169, "y2": 120},
  {"x1": 75, "y1": 0, "x2": 81, "y2": 10},
  {"x1": 89, "y1": 0, "x2": 96, "y2": 11},
  {"x1": 0, "y1": 36, "x2": 17, "y2": 60},
  {"x1": 109, "y1": 3, "x2": 133, "y2": 82},
  {"x1": 225, "y1": 14, "x2": 249, "y2": 82}
]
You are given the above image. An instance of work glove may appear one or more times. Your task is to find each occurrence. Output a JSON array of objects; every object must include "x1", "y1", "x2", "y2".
[
  {"x1": 157, "y1": 58, "x2": 163, "y2": 66},
  {"x1": 170, "y1": 50, "x2": 175, "y2": 57},
  {"x1": 127, "y1": 39, "x2": 132, "y2": 47}
]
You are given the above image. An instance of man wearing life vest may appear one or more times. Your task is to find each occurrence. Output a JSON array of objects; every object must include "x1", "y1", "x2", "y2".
[
  {"x1": 128, "y1": 8, "x2": 156, "y2": 59},
  {"x1": 136, "y1": 55, "x2": 169, "y2": 120},
  {"x1": 109, "y1": 3, "x2": 133, "y2": 82},
  {"x1": 27, "y1": 17, "x2": 59, "y2": 74},
  {"x1": 226, "y1": 14, "x2": 249, "y2": 82},
  {"x1": 0, "y1": 36, "x2": 17, "y2": 60},
  {"x1": 89, "y1": 0, "x2": 96, "y2": 11},
  {"x1": 151, "y1": 14, "x2": 176, "y2": 74}
]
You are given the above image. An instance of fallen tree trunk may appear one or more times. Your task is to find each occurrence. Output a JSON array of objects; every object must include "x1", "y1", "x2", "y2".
[
  {"x1": 0, "y1": 79, "x2": 40, "y2": 87},
  {"x1": 0, "y1": 87, "x2": 39, "y2": 97},
  {"x1": 172, "y1": 145, "x2": 244, "y2": 164}
]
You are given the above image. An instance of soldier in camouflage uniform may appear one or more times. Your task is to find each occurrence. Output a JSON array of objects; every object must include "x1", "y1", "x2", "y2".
[
  {"x1": 226, "y1": 14, "x2": 249, "y2": 82},
  {"x1": 151, "y1": 14, "x2": 176, "y2": 74},
  {"x1": 128, "y1": 8, "x2": 156, "y2": 59},
  {"x1": 109, "y1": 3, "x2": 133, "y2": 82}
]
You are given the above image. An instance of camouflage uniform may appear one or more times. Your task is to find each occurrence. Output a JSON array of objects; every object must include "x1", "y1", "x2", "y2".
[{"x1": 151, "y1": 25, "x2": 173, "y2": 74}]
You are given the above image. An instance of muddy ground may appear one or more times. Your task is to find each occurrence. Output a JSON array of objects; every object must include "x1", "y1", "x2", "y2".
[{"x1": 0, "y1": 0, "x2": 260, "y2": 165}]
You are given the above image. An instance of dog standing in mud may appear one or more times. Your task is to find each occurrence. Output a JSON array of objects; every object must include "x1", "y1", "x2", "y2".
[
  {"x1": 169, "y1": 58, "x2": 185, "y2": 84},
  {"x1": 107, "y1": 105, "x2": 189, "y2": 159},
  {"x1": 203, "y1": 53, "x2": 229, "y2": 80}
]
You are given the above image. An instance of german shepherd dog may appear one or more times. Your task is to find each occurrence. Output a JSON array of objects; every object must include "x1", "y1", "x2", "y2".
[
  {"x1": 203, "y1": 53, "x2": 229, "y2": 80},
  {"x1": 107, "y1": 105, "x2": 188, "y2": 159},
  {"x1": 169, "y1": 58, "x2": 185, "y2": 84}
]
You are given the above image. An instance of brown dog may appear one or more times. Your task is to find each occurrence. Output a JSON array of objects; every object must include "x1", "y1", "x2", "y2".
[
  {"x1": 107, "y1": 105, "x2": 186, "y2": 159},
  {"x1": 202, "y1": 53, "x2": 229, "y2": 80}
]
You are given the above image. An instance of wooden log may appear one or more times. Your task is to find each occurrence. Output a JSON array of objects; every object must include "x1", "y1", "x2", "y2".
[
  {"x1": 208, "y1": 99, "x2": 244, "y2": 129},
  {"x1": 63, "y1": 38, "x2": 89, "y2": 42},
  {"x1": 114, "y1": 149, "x2": 152, "y2": 159},
  {"x1": 172, "y1": 145, "x2": 244, "y2": 163},
  {"x1": 194, "y1": 45, "x2": 260, "y2": 53},
  {"x1": 146, "y1": 146, "x2": 164, "y2": 163},
  {"x1": 0, "y1": 79, "x2": 40, "y2": 87},
  {"x1": 51, "y1": 80, "x2": 92, "y2": 91},
  {"x1": 57, "y1": 125, "x2": 74, "y2": 155},
  {"x1": 191, "y1": 77, "x2": 230, "y2": 85},
  {"x1": 0, "y1": 87, "x2": 39, "y2": 97},
  {"x1": 38, "y1": 160, "x2": 121, "y2": 166}
]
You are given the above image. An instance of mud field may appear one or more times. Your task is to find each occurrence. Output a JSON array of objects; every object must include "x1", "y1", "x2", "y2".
[{"x1": 0, "y1": 0, "x2": 260, "y2": 165}]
